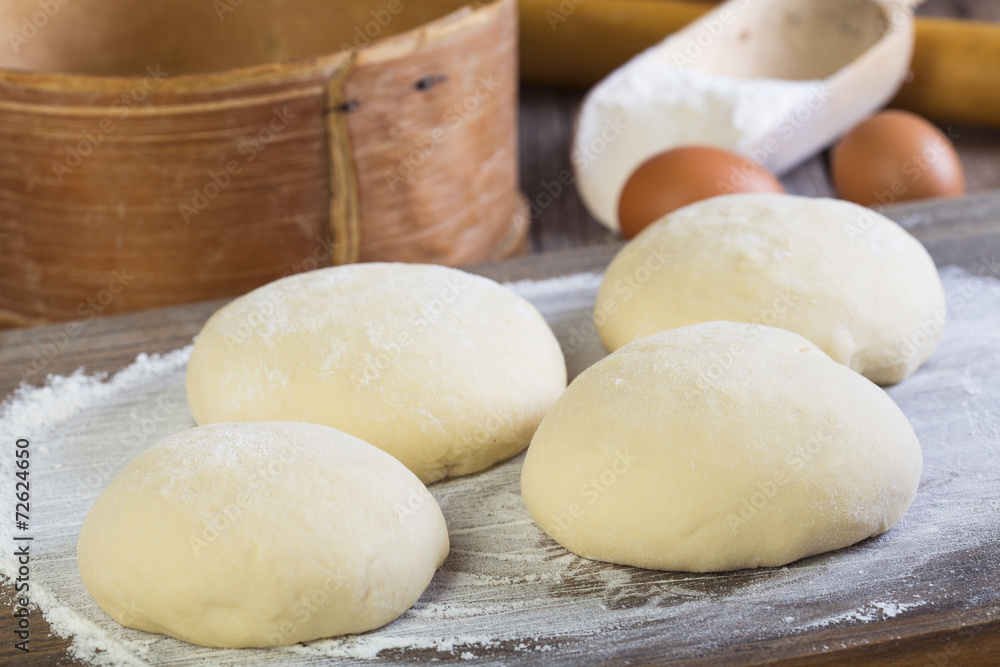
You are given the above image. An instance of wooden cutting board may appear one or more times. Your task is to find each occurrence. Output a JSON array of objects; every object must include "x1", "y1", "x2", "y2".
[{"x1": 1, "y1": 193, "x2": 999, "y2": 665}]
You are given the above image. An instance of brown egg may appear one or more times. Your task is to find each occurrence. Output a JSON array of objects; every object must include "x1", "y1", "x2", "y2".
[
  {"x1": 617, "y1": 145, "x2": 785, "y2": 239},
  {"x1": 831, "y1": 110, "x2": 966, "y2": 208}
]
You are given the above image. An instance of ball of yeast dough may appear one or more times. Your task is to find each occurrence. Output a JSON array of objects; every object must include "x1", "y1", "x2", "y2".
[
  {"x1": 186, "y1": 263, "x2": 567, "y2": 484},
  {"x1": 595, "y1": 193, "x2": 946, "y2": 384},
  {"x1": 521, "y1": 322, "x2": 922, "y2": 572},
  {"x1": 77, "y1": 422, "x2": 449, "y2": 648}
]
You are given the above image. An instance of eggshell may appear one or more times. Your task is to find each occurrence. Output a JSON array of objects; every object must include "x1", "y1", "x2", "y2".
[
  {"x1": 831, "y1": 110, "x2": 965, "y2": 207},
  {"x1": 617, "y1": 146, "x2": 785, "y2": 239}
]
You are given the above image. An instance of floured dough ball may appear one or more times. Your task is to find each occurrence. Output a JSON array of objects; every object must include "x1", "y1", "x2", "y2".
[
  {"x1": 186, "y1": 263, "x2": 567, "y2": 484},
  {"x1": 521, "y1": 322, "x2": 923, "y2": 572},
  {"x1": 77, "y1": 422, "x2": 449, "y2": 648},
  {"x1": 596, "y1": 193, "x2": 946, "y2": 384}
]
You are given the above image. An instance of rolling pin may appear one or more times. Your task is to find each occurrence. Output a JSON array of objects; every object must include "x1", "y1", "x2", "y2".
[{"x1": 519, "y1": 0, "x2": 1000, "y2": 128}]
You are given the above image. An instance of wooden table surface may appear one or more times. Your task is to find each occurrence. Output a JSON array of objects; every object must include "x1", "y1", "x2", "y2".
[
  {"x1": 3, "y1": 0, "x2": 1000, "y2": 664},
  {"x1": 2, "y1": 192, "x2": 1000, "y2": 665}
]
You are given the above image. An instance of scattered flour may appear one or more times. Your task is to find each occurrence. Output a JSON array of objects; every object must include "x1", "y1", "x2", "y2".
[
  {"x1": 799, "y1": 600, "x2": 928, "y2": 629},
  {"x1": 0, "y1": 268, "x2": 998, "y2": 664}
]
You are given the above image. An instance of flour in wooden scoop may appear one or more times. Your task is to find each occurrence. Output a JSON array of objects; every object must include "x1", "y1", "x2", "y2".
[{"x1": 1, "y1": 268, "x2": 998, "y2": 664}]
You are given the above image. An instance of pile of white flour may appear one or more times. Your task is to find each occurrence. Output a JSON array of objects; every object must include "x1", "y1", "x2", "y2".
[{"x1": 1, "y1": 268, "x2": 998, "y2": 665}]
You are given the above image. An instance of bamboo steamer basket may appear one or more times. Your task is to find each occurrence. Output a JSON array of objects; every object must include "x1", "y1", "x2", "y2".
[{"x1": 0, "y1": 0, "x2": 527, "y2": 327}]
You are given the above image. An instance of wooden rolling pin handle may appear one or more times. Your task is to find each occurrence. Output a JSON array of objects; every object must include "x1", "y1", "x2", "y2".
[{"x1": 892, "y1": 18, "x2": 1000, "y2": 128}]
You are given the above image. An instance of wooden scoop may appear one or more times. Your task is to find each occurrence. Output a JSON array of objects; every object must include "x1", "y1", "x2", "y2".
[
  {"x1": 680, "y1": 0, "x2": 918, "y2": 175},
  {"x1": 569, "y1": 0, "x2": 919, "y2": 229},
  {"x1": 523, "y1": 0, "x2": 1000, "y2": 128}
]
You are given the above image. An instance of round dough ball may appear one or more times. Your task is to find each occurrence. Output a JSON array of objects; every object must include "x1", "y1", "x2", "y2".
[
  {"x1": 77, "y1": 422, "x2": 449, "y2": 648},
  {"x1": 186, "y1": 263, "x2": 567, "y2": 484},
  {"x1": 596, "y1": 193, "x2": 946, "y2": 384},
  {"x1": 521, "y1": 322, "x2": 923, "y2": 572}
]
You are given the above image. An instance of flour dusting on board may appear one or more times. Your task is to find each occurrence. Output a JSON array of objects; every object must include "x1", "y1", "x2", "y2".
[
  {"x1": 798, "y1": 600, "x2": 928, "y2": 629},
  {"x1": 1, "y1": 267, "x2": 999, "y2": 665}
]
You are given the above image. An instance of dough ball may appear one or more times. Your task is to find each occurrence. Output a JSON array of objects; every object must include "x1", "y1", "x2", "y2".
[
  {"x1": 521, "y1": 322, "x2": 922, "y2": 572},
  {"x1": 77, "y1": 422, "x2": 449, "y2": 648},
  {"x1": 186, "y1": 263, "x2": 567, "y2": 484},
  {"x1": 596, "y1": 193, "x2": 946, "y2": 384}
]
